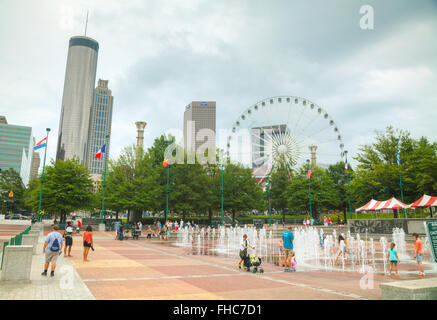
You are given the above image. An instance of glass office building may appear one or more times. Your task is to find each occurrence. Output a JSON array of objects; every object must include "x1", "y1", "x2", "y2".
[
  {"x1": 85, "y1": 79, "x2": 113, "y2": 175},
  {"x1": 0, "y1": 117, "x2": 34, "y2": 185}
]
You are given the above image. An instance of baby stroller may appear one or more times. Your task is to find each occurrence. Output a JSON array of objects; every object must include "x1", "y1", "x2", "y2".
[{"x1": 243, "y1": 255, "x2": 264, "y2": 274}]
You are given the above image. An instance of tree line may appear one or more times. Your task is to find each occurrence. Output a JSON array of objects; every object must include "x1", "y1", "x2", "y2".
[{"x1": 6, "y1": 126, "x2": 435, "y2": 223}]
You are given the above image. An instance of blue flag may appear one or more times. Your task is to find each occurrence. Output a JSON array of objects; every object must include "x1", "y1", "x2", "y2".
[{"x1": 397, "y1": 149, "x2": 401, "y2": 165}]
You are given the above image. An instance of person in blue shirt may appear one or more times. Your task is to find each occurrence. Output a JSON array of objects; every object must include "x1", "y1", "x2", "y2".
[
  {"x1": 281, "y1": 226, "x2": 294, "y2": 270},
  {"x1": 387, "y1": 242, "x2": 400, "y2": 277}
]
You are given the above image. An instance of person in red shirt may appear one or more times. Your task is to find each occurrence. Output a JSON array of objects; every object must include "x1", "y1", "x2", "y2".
[
  {"x1": 83, "y1": 226, "x2": 94, "y2": 262},
  {"x1": 413, "y1": 233, "x2": 425, "y2": 277}
]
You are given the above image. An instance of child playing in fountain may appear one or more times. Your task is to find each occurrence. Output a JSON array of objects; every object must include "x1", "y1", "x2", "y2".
[
  {"x1": 238, "y1": 234, "x2": 255, "y2": 270},
  {"x1": 290, "y1": 252, "x2": 297, "y2": 272},
  {"x1": 387, "y1": 242, "x2": 400, "y2": 277},
  {"x1": 334, "y1": 235, "x2": 348, "y2": 265}
]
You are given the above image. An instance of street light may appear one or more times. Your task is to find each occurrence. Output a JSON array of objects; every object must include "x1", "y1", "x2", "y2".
[
  {"x1": 344, "y1": 150, "x2": 353, "y2": 220},
  {"x1": 307, "y1": 159, "x2": 312, "y2": 218},
  {"x1": 394, "y1": 137, "x2": 406, "y2": 218},
  {"x1": 100, "y1": 134, "x2": 110, "y2": 225},
  {"x1": 37, "y1": 128, "x2": 50, "y2": 222}
]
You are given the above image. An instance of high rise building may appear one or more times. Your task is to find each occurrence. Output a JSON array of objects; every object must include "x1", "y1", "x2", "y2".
[
  {"x1": 183, "y1": 101, "x2": 216, "y2": 159},
  {"x1": 85, "y1": 79, "x2": 113, "y2": 175},
  {"x1": 0, "y1": 116, "x2": 34, "y2": 185},
  {"x1": 29, "y1": 137, "x2": 41, "y2": 181},
  {"x1": 56, "y1": 36, "x2": 99, "y2": 163}
]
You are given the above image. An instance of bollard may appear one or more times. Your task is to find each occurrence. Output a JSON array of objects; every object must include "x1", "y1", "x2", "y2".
[
  {"x1": 1, "y1": 245, "x2": 33, "y2": 282},
  {"x1": 22, "y1": 234, "x2": 39, "y2": 255}
]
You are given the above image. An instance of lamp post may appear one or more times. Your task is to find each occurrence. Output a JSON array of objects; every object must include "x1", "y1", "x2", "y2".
[
  {"x1": 220, "y1": 163, "x2": 224, "y2": 226},
  {"x1": 100, "y1": 134, "x2": 110, "y2": 225},
  {"x1": 165, "y1": 140, "x2": 171, "y2": 224},
  {"x1": 344, "y1": 150, "x2": 352, "y2": 220},
  {"x1": 268, "y1": 174, "x2": 272, "y2": 227},
  {"x1": 37, "y1": 128, "x2": 50, "y2": 222},
  {"x1": 394, "y1": 138, "x2": 406, "y2": 218},
  {"x1": 307, "y1": 159, "x2": 312, "y2": 218}
]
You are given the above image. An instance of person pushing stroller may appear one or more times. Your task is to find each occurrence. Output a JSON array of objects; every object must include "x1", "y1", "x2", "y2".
[{"x1": 238, "y1": 234, "x2": 255, "y2": 270}]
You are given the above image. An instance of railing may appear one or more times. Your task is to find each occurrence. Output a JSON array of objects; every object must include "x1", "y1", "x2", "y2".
[{"x1": 0, "y1": 226, "x2": 31, "y2": 270}]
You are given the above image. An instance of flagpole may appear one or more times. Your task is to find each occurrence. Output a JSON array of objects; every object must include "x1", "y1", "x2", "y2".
[
  {"x1": 394, "y1": 138, "x2": 406, "y2": 218},
  {"x1": 307, "y1": 159, "x2": 312, "y2": 218},
  {"x1": 37, "y1": 128, "x2": 50, "y2": 222},
  {"x1": 345, "y1": 150, "x2": 352, "y2": 220},
  {"x1": 100, "y1": 135, "x2": 109, "y2": 225},
  {"x1": 268, "y1": 174, "x2": 272, "y2": 227}
]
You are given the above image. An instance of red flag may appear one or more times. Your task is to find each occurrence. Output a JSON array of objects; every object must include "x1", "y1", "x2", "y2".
[{"x1": 163, "y1": 159, "x2": 169, "y2": 168}]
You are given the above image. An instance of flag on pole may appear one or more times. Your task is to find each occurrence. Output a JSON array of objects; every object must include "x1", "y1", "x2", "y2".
[
  {"x1": 94, "y1": 144, "x2": 106, "y2": 159},
  {"x1": 34, "y1": 138, "x2": 47, "y2": 150},
  {"x1": 396, "y1": 149, "x2": 401, "y2": 165},
  {"x1": 163, "y1": 159, "x2": 169, "y2": 168},
  {"x1": 307, "y1": 162, "x2": 312, "y2": 179},
  {"x1": 345, "y1": 155, "x2": 349, "y2": 173}
]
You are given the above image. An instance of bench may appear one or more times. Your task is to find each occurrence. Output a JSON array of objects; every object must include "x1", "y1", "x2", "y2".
[{"x1": 380, "y1": 277, "x2": 437, "y2": 300}]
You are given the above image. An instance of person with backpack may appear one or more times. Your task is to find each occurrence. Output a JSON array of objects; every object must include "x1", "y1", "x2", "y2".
[{"x1": 41, "y1": 225, "x2": 64, "y2": 277}]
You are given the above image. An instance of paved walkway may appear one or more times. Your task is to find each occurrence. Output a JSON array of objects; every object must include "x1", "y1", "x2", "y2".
[
  {"x1": 1, "y1": 228, "x2": 436, "y2": 300},
  {"x1": 0, "y1": 231, "x2": 94, "y2": 300}
]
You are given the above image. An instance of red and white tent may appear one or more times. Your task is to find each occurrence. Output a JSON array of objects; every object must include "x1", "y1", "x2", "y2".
[
  {"x1": 374, "y1": 197, "x2": 408, "y2": 210},
  {"x1": 355, "y1": 199, "x2": 381, "y2": 212},
  {"x1": 356, "y1": 197, "x2": 408, "y2": 212},
  {"x1": 408, "y1": 195, "x2": 437, "y2": 208}
]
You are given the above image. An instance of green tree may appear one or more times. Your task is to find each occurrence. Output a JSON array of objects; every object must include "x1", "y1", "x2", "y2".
[
  {"x1": 222, "y1": 163, "x2": 265, "y2": 221},
  {"x1": 351, "y1": 126, "x2": 437, "y2": 215},
  {"x1": 25, "y1": 159, "x2": 94, "y2": 223},
  {"x1": 0, "y1": 168, "x2": 26, "y2": 215},
  {"x1": 285, "y1": 165, "x2": 340, "y2": 219},
  {"x1": 270, "y1": 162, "x2": 293, "y2": 221}
]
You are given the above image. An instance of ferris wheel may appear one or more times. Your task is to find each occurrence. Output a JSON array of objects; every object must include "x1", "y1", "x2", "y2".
[{"x1": 226, "y1": 96, "x2": 345, "y2": 178}]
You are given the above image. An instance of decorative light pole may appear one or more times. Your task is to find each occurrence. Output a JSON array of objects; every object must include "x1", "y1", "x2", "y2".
[
  {"x1": 220, "y1": 162, "x2": 224, "y2": 226},
  {"x1": 100, "y1": 134, "x2": 110, "y2": 225},
  {"x1": 344, "y1": 150, "x2": 352, "y2": 220},
  {"x1": 307, "y1": 159, "x2": 312, "y2": 218},
  {"x1": 394, "y1": 138, "x2": 406, "y2": 218},
  {"x1": 37, "y1": 128, "x2": 50, "y2": 222},
  {"x1": 268, "y1": 174, "x2": 272, "y2": 227},
  {"x1": 164, "y1": 140, "x2": 171, "y2": 224}
]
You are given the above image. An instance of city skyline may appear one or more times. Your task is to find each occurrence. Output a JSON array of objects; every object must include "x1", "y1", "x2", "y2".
[{"x1": 1, "y1": 1, "x2": 437, "y2": 170}]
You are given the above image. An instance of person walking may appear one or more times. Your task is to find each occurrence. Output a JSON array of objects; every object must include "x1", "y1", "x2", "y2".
[
  {"x1": 281, "y1": 226, "x2": 294, "y2": 271},
  {"x1": 413, "y1": 233, "x2": 425, "y2": 277},
  {"x1": 41, "y1": 225, "x2": 64, "y2": 277},
  {"x1": 63, "y1": 221, "x2": 74, "y2": 257},
  {"x1": 387, "y1": 242, "x2": 400, "y2": 277},
  {"x1": 83, "y1": 226, "x2": 94, "y2": 262},
  {"x1": 238, "y1": 234, "x2": 255, "y2": 270},
  {"x1": 323, "y1": 216, "x2": 328, "y2": 227}
]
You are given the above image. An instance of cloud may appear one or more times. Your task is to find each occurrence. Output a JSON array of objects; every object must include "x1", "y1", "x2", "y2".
[{"x1": 0, "y1": 0, "x2": 436, "y2": 173}]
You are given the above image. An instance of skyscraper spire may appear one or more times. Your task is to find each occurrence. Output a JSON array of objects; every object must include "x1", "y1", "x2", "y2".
[{"x1": 85, "y1": 10, "x2": 89, "y2": 36}]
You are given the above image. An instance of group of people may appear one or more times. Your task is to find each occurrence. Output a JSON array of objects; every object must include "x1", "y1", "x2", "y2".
[
  {"x1": 115, "y1": 220, "x2": 190, "y2": 241},
  {"x1": 241, "y1": 225, "x2": 427, "y2": 277},
  {"x1": 41, "y1": 222, "x2": 93, "y2": 277}
]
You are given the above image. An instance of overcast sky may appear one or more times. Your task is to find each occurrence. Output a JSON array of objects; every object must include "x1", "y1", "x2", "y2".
[{"x1": 1, "y1": 0, "x2": 436, "y2": 169}]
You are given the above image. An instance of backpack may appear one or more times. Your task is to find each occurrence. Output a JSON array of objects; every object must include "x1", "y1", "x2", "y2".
[{"x1": 50, "y1": 237, "x2": 61, "y2": 252}]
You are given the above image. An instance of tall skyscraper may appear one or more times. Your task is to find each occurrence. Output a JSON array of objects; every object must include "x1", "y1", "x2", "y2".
[
  {"x1": 56, "y1": 36, "x2": 99, "y2": 163},
  {"x1": 183, "y1": 101, "x2": 216, "y2": 160},
  {"x1": 29, "y1": 138, "x2": 41, "y2": 181},
  {"x1": 85, "y1": 79, "x2": 113, "y2": 175},
  {"x1": 0, "y1": 116, "x2": 34, "y2": 185}
]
